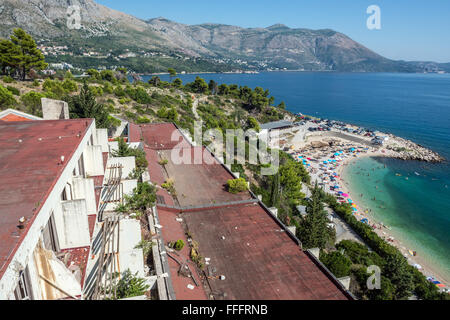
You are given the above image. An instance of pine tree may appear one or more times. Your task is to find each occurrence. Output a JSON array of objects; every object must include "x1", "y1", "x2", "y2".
[
  {"x1": 9, "y1": 28, "x2": 47, "y2": 80},
  {"x1": 297, "y1": 183, "x2": 335, "y2": 249},
  {"x1": 69, "y1": 81, "x2": 111, "y2": 128},
  {"x1": 270, "y1": 172, "x2": 280, "y2": 207}
]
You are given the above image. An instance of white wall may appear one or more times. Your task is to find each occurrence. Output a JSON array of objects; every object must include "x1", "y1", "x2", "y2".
[
  {"x1": 0, "y1": 121, "x2": 98, "y2": 299},
  {"x1": 72, "y1": 177, "x2": 96, "y2": 215},
  {"x1": 84, "y1": 145, "x2": 104, "y2": 177},
  {"x1": 105, "y1": 157, "x2": 136, "y2": 180},
  {"x1": 95, "y1": 129, "x2": 109, "y2": 153},
  {"x1": 59, "y1": 200, "x2": 91, "y2": 249}
]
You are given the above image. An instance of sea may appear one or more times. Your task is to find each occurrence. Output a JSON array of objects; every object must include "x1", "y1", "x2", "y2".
[{"x1": 142, "y1": 72, "x2": 450, "y2": 281}]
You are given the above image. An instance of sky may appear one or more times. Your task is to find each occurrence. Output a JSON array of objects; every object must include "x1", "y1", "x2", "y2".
[{"x1": 96, "y1": 0, "x2": 450, "y2": 62}]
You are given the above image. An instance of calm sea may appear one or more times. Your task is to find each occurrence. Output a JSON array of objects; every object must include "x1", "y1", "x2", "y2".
[{"x1": 144, "y1": 72, "x2": 450, "y2": 279}]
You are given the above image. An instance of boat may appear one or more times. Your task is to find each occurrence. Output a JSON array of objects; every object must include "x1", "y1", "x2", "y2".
[{"x1": 415, "y1": 172, "x2": 420, "y2": 176}]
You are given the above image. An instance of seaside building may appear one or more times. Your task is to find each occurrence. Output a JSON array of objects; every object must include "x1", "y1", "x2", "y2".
[
  {"x1": 0, "y1": 102, "x2": 146, "y2": 300},
  {"x1": 259, "y1": 120, "x2": 295, "y2": 148}
]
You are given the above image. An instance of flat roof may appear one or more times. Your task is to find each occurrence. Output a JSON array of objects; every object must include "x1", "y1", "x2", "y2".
[
  {"x1": 158, "y1": 148, "x2": 253, "y2": 207},
  {"x1": 0, "y1": 119, "x2": 93, "y2": 277},
  {"x1": 135, "y1": 122, "x2": 350, "y2": 300},
  {"x1": 183, "y1": 203, "x2": 348, "y2": 300},
  {"x1": 260, "y1": 120, "x2": 293, "y2": 131}
]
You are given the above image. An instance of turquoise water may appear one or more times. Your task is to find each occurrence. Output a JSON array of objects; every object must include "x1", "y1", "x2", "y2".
[
  {"x1": 144, "y1": 72, "x2": 450, "y2": 279},
  {"x1": 344, "y1": 157, "x2": 450, "y2": 281}
]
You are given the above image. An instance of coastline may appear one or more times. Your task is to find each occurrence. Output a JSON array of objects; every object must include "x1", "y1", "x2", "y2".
[
  {"x1": 285, "y1": 130, "x2": 449, "y2": 290},
  {"x1": 338, "y1": 156, "x2": 450, "y2": 287}
]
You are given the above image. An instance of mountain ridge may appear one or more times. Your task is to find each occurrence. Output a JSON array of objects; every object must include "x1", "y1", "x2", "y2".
[{"x1": 0, "y1": 0, "x2": 448, "y2": 73}]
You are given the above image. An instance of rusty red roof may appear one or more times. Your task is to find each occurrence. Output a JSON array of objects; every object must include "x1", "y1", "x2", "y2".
[
  {"x1": 136, "y1": 122, "x2": 351, "y2": 300},
  {"x1": 183, "y1": 203, "x2": 349, "y2": 300},
  {"x1": 0, "y1": 119, "x2": 93, "y2": 277}
]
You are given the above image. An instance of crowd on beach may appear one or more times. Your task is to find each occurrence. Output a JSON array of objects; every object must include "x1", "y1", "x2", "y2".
[{"x1": 285, "y1": 131, "x2": 449, "y2": 292}]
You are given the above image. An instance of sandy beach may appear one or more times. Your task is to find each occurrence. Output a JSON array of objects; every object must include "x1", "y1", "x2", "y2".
[{"x1": 284, "y1": 130, "x2": 449, "y2": 290}]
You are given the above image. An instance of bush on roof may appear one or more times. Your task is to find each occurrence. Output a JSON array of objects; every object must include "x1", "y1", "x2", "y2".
[{"x1": 227, "y1": 178, "x2": 248, "y2": 194}]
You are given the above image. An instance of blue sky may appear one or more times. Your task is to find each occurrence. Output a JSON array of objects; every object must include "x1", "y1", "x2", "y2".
[{"x1": 97, "y1": 0, "x2": 450, "y2": 62}]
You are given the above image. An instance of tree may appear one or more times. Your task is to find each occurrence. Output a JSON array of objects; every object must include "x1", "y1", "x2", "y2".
[
  {"x1": 9, "y1": 28, "x2": 47, "y2": 80},
  {"x1": 168, "y1": 68, "x2": 177, "y2": 78},
  {"x1": 172, "y1": 78, "x2": 183, "y2": 88},
  {"x1": 190, "y1": 76, "x2": 208, "y2": 94},
  {"x1": 384, "y1": 253, "x2": 414, "y2": 299},
  {"x1": 68, "y1": 81, "x2": 111, "y2": 128},
  {"x1": 208, "y1": 80, "x2": 218, "y2": 95},
  {"x1": 21, "y1": 91, "x2": 45, "y2": 115},
  {"x1": 0, "y1": 84, "x2": 16, "y2": 108},
  {"x1": 148, "y1": 76, "x2": 161, "y2": 87},
  {"x1": 126, "y1": 182, "x2": 157, "y2": 213},
  {"x1": 247, "y1": 116, "x2": 260, "y2": 132},
  {"x1": 0, "y1": 39, "x2": 17, "y2": 76},
  {"x1": 270, "y1": 172, "x2": 280, "y2": 208},
  {"x1": 320, "y1": 251, "x2": 352, "y2": 278},
  {"x1": 297, "y1": 183, "x2": 334, "y2": 249},
  {"x1": 218, "y1": 84, "x2": 229, "y2": 95}
]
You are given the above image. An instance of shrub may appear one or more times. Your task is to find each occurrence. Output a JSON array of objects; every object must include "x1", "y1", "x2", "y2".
[
  {"x1": 62, "y1": 79, "x2": 78, "y2": 92},
  {"x1": 174, "y1": 240, "x2": 185, "y2": 251},
  {"x1": 227, "y1": 178, "x2": 248, "y2": 194},
  {"x1": 6, "y1": 86, "x2": 20, "y2": 96},
  {"x1": 21, "y1": 91, "x2": 45, "y2": 115},
  {"x1": 2, "y1": 76, "x2": 14, "y2": 83},
  {"x1": 0, "y1": 85, "x2": 16, "y2": 107},
  {"x1": 113, "y1": 270, "x2": 149, "y2": 300},
  {"x1": 320, "y1": 251, "x2": 352, "y2": 278}
]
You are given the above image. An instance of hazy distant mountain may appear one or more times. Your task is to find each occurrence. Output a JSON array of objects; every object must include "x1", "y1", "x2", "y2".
[{"x1": 0, "y1": 0, "x2": 448, "y2": 73}]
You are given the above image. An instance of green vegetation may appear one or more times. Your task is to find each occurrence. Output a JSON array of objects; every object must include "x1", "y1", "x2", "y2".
[
  {"x1": 68, "y1": 81, "x2": 114, "y2": 129},
  {"x1": 323, "y1": 193, "x2": 448, "y2": 300},
  {"x1": 0, "y1": 29, "x2": 47, "y2": 80},
  {"x1": 320, "y1": 251, "x2": 352, "y2": 278},
  {"x1": 0, "y1": 84, "x2": 16, "y2": 107},
  {"x1": 170, "y1": 239, "x2": 185, "y2": 251},
  {"x1": 227, "y1": 178, "x2": 248, "y2": 194},
  {"x1": 297, "y1": 184, "x2": 335, "y2": 249},
  {"x1": 112, "y1": 270, "x2": 149, "y2": 300}
]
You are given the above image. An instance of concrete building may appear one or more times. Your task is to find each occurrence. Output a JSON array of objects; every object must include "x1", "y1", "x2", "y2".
[
  {"x1": 0, "y1": 108, "x2": 145, "y2": 300},
  {"x1": 129, "y1": 122, "x2": 354, "y2": 300},
  {"x1": 259, "y1": 120, "x2": 294, "y2": 148}
]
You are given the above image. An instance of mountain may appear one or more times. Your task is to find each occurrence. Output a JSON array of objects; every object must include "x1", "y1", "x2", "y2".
[{"x1": 0, "y1": 0, "x2": 448, "y2": 73}]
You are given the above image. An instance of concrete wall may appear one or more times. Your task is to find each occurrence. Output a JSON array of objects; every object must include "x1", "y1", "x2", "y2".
[
  {"x1": 0, "y1": 121, "x2": 98, "y2": 299},
  {"x1": 95, "y1": 129, "x2": 109, "y2": 153},
  {"x1": 59, "y1": 200, "x2": 91, "y2": 249},
  {"x1": 84, "y1": 145, "x2": 104, "y2": 177},
  {"x1": 72, "y1": 177, "x2": 96, "y2": 215},
  {"x1": 106, "y1": 157, "x2": 136, "y2": 180},
  {"x1": 41, "y1": 98, "x2": 69, "y2": 120}
]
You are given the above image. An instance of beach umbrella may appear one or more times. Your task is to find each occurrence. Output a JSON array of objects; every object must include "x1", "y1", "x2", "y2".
[{"x1": 342, "y1": 193, "x2": 350, "y2": 198}]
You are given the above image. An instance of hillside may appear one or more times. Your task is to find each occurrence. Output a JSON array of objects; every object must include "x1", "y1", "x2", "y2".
[{"x1": 0, "y1": 0, "x2": 448, "y2": 73}]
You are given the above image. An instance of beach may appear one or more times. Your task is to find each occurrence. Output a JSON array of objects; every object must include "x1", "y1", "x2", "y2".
[{"x1": 284, "y1": 128, "x2": 449, "y2": 290}]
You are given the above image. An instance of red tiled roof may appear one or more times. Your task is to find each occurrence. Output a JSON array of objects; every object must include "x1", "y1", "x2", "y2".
[
  {"x1": 0, "y1": 114, "x2": 34, "y2": 122},
  {"x1": 0, "y1": 119, "x2": 94, "y2": 278}
]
